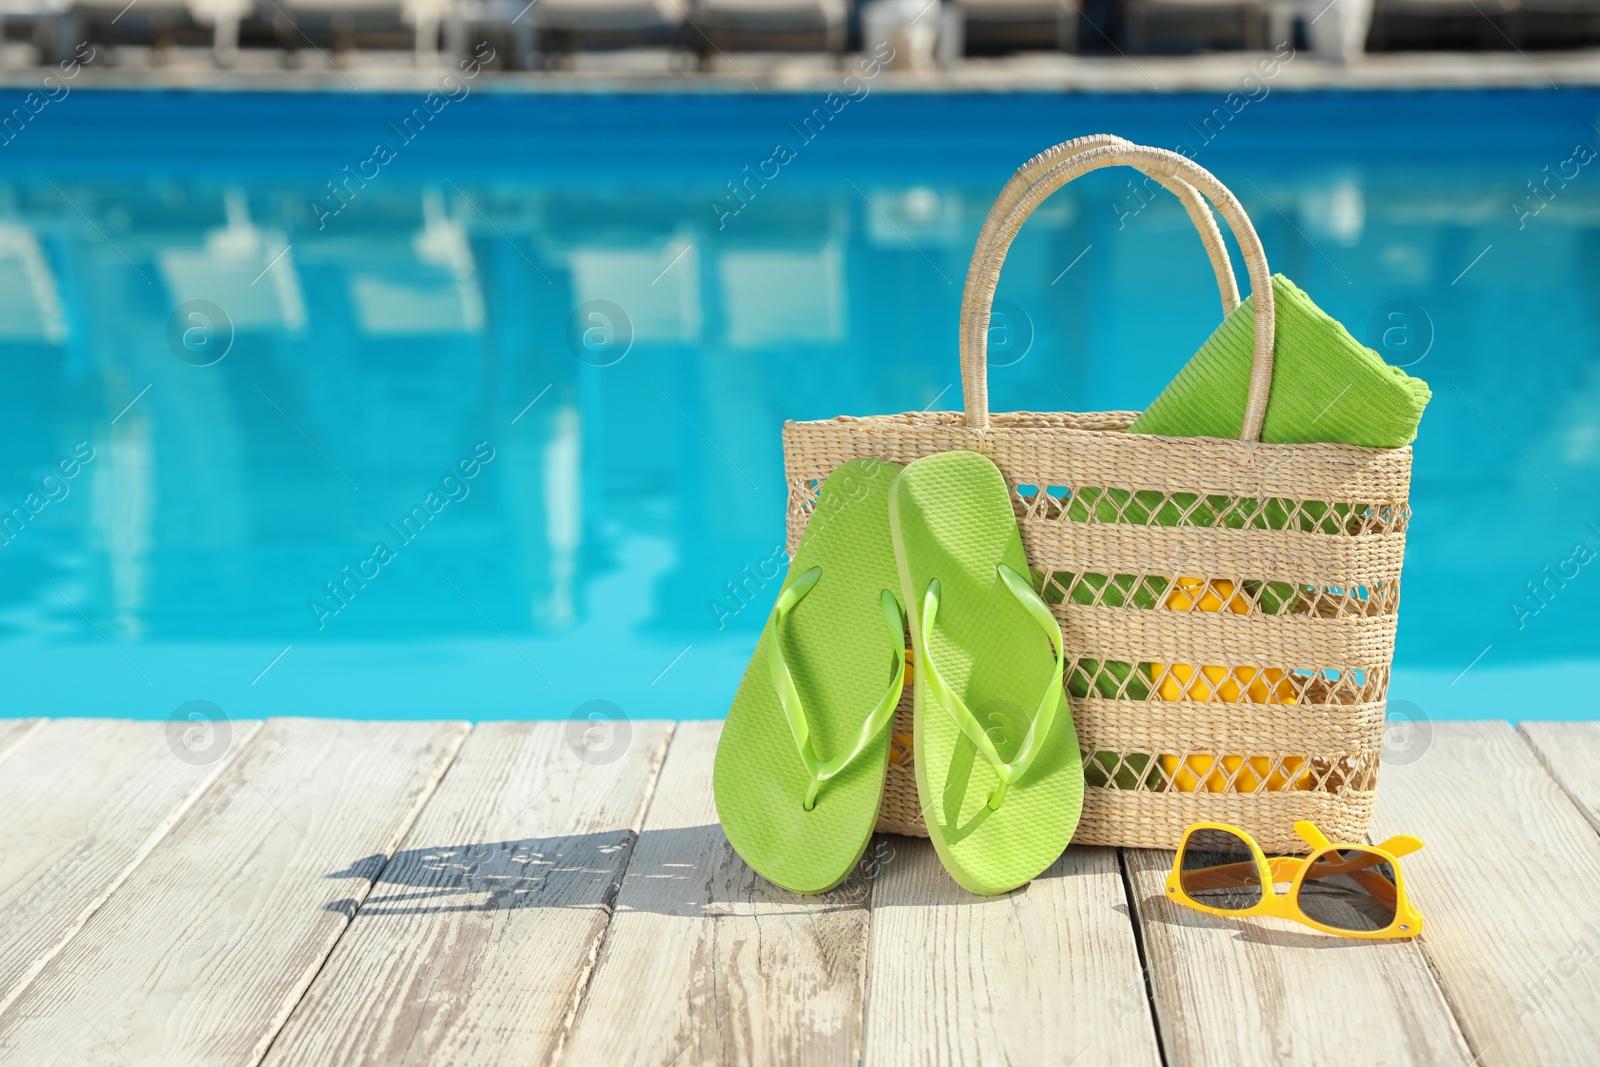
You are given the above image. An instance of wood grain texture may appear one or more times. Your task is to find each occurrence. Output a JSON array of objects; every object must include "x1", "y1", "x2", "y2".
[
  {"x1": 1123, "y1": 845, "x2": 1470, "y2": 1067},
  {"x1": 0, "y1": 719, "x2": 44, "y2": 766},
  {"x1": 1373, "y1": 721, "x2": 1600, "y2": 1066},
  {"x1": 864, "y1": 839, "x2": 1160, "y2": 1067},
  {"x1": 263, "y1": 720, "x2": 674, "y2": 1067},
  {"x1": 562, "y1": 720, "x2": 871, "y2": 1067},
  {"x1": 1520, "y1": 722, "x2": 1600, "y2": 836},
  {"x1": 0, "y1": 719, "x2": 263, "y2": 1015},
  {"x1": 0, "y1": 718, "x2": 467, "y2": 1067}
]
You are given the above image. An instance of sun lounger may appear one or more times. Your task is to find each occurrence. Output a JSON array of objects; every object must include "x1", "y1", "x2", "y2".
[
  {"x1": 0, "y1": 0, "x2": 78, "y2": 65},
  {"x1": 1369, "y1": 0, "x2": 1518, "y2": 48},
  {"x1": 955, "y1": 0, "x2": 1078, "y2": 54},
  {"x1": 67, "y1": 0, "x2": 250, "y2": 65},
  {"x1": 279, "y1": 0, "x2": 460, "y2": 63},
  {"x1": 693, "y1": 0, "x2": 849, "y2": 56},
  {"x1": 1405, "y1": 0, "x2": 1600, "y2": 50},
  {"x1": 530, "y1": 0, "x2": 686, "y2": 62},
  {"x1": 1125, "y1": 0, "x2": 1268, "y2": 50},
  {"x1": 1518, "y1": 0, "x2": 1600, "y2": 45}
]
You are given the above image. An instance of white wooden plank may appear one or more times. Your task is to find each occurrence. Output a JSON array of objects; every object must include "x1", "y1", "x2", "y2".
[
  {"x1": 0, "y1": 719, "x2": 262, "y2": 1015},
  {"x1": 562, "y1": 720, "x2": 871, "y2": 1067},
  {"x1": 262, "y1": 719, "x2": 674, "y2": 1067},
  {"x1": 1123, "y1": 842, "x2": 1470, "y2": 1066},
  {"x1": 0, "y1": 717, "x2": 467, "y2": 1066},
  {"x1": 0, "y1": 719, "x2": 44, "y2": 766},
  {"x1": 1520, "y1": 722, "x2": 1600, "y2": 837},
  {"x1": 864, "y1": 839, "x2": 1161, "y2": 1067},
  {"x1": 1372, "y1": 721, "x2": 1600, "y2": 1066}
]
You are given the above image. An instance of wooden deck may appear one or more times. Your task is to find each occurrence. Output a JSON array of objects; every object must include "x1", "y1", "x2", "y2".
[{"x1": 1, "y1": 718, "x2": 1598, "y2": 1066}]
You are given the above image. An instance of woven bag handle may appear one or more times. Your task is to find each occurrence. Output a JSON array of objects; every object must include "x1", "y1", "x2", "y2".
[
  {"x1": 969, "y1": 134, "x2": 1241, "y2": 319},
  {"x1": 959, "y1": 142, "x2": 1276, "y2": 442}
]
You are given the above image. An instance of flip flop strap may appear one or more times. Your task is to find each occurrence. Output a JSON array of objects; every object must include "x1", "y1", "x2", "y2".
[
  {"x1": 919, "y1": 564, "x2": 1066, "y2": 810},
  {"x1": 767, "y1": 566, "x2": 907, "y2": 810}
]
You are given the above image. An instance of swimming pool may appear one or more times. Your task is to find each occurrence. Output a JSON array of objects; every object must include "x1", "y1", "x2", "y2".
[{"x1": 0, "y1": 86, "x2": 1596, "y2": 723}]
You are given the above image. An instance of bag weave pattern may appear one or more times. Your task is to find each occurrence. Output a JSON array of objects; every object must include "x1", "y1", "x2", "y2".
[{"x1": 783, "y1": 410, "x2": 1410, "y2": 853}]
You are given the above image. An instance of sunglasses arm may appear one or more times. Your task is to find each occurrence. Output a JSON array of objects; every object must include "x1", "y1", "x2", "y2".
[
  {"x1": 1294, "y1": 820, "x2": 1333, "y2": 851},
  {"x1": 1375, "y1": 834, "x2": 1424, "y2": 858},
  {"x1": 1295, "y1": 821, "x2": 1425, "y2": 861},
  {"x1": 1350, "y1": 867, "x2": 1400, "y2": 908}
]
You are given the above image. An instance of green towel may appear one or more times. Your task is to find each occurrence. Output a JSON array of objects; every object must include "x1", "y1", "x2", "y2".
[{"x1": 1128, "y1": 274, "x2": 1430, "y2": 448}]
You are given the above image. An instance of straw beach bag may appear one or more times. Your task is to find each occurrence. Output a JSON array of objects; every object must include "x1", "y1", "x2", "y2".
[{"x1": 782, "y1": 136, "x2": 1411, "y2": 854}]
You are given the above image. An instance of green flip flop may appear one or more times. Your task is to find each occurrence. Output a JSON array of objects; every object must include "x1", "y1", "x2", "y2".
[
  {"x1": 890, "y1": 450, "x2": 1084, "y2": 895},
  {"x1": 713, "y1": 458, "x2": 907, "y2": 894}
]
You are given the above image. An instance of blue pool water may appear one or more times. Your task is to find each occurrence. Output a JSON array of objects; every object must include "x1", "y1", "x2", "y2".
[{"x1": 0, "y1": 85, "x2": 1596, "y2": 723}]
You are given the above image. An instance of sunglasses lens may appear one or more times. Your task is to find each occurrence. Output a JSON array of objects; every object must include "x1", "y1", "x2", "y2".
[
  {"x1": 1179, "y1": 828, "x2": 1263, "y2": 911},
  {"x1": 1297, "y1": 848, "x2": 1399, "y2": 932}
]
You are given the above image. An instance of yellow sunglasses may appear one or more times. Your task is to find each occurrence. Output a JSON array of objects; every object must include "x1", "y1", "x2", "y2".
[{"x1": 1165, "y1": 820, "x2": 1425, "y2": 940}]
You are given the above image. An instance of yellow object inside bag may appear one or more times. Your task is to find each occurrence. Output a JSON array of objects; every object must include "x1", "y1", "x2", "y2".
[{"x1": 1154, "y1": 578, "x2": 1309, "y2": 793}]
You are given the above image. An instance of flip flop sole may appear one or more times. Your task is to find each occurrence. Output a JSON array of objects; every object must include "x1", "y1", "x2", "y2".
[
  {"x1": 713, "y1": 458, "x2": 905, "y2": 894},
  {"x1": 891, "y1": 451, "x2": 1084, "y2": 896}
]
